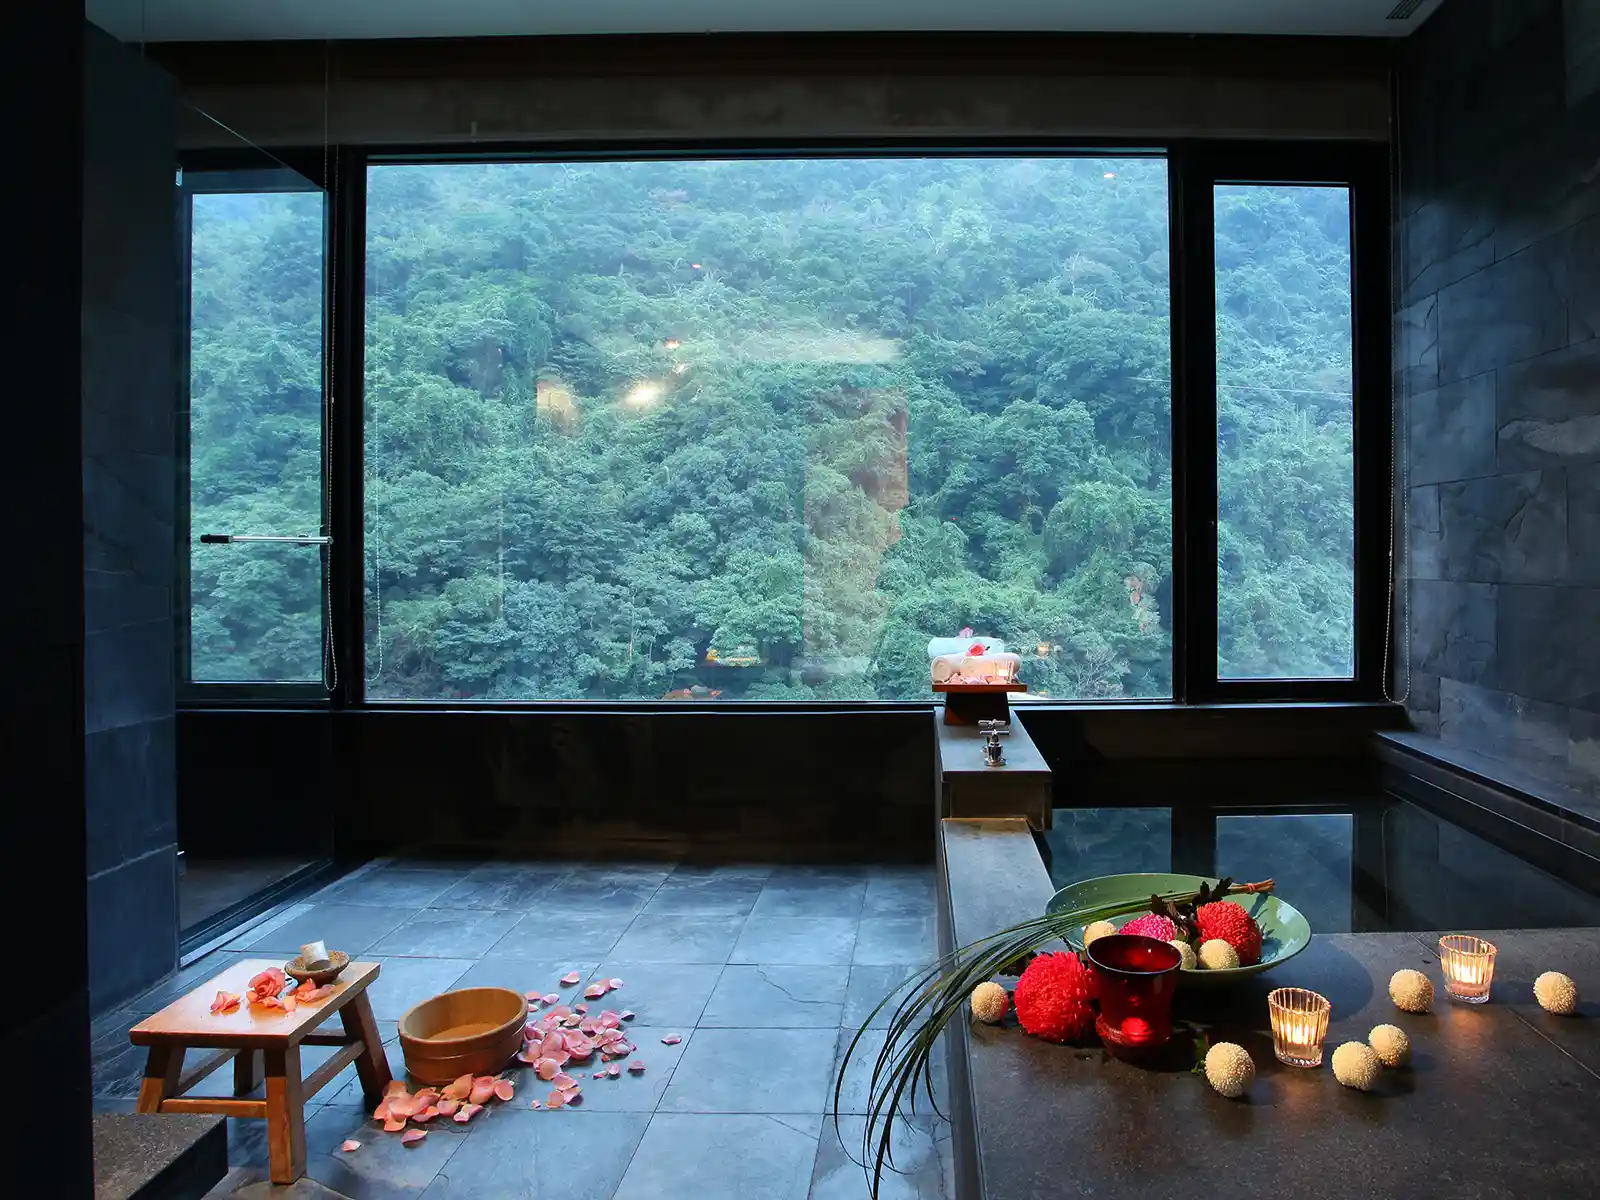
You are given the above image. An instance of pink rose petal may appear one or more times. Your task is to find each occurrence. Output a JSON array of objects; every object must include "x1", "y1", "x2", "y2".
[
  {"x1": 583, "y1": 983, "x2": 608, "y2": 999},
  {"x1": 541, "y1": 993, "x2": 560, "y2": 1006},
  {"x1": 661, "y1": 1034, "x2": 681, "y2": 1045},
  {"x1": 550, "y1": 1005, "x2": 572, "y2": 1021},
  {"x1": 384, "y1": 1080, "x2": 410, "y2": 1097},
  {"x1": 526, "y1": 990, "x2": 542, "y2": 1002},
  {"x1": 620, "y1": 1010, "x2": 635, "y2": 1021},
  {"x1": 537, "y1": 1057, "x2": 560, "y2": 1080},
  {"x1": 607, "y1": 1063, "x2": 621, "y2": 1078},
  {"x1": 453, "y1": 1103, "x2": 483, "y2": 1124},
  {"x1": 529, "y1": 1099, "x2": 542, "y2": 1109},
  {"x1": 469, "y1": 1078, "x2": 496, "y2": 1106},
  {"x1": 546, "y1": 1091, "x2": 566, "y2": 1109},
  {"x1": 382, "y1": 1117, "x2": 407, "y2": 1133},
  {"x1": 600, "y1": 1011, "x2": 621, "y2": 1028},
  {"x1": 560, "y1": 972, "x2": 581, "y2": 986},
  {"x1": 593, "y1": 1070, "x2": 606, "y2": 1079},
  {"x1": 401, "y1": 1129, "x2": 427, "y2": 1146},
  {"x1": 340, "y1": 1140, "x2": 361, "y2": 1153},
  {"x1": 609, "y1": 978, "x2": 624, "y2": 989},
  {"x1": 373, "y1": 1100, "x2": 391, "y2": 1122},
  {"x1": 411, "y1": 1106, "x2": 439, "y2": 1123},
  {"x1": 493, "y1": 1078, "x2": 515, "y2": 1102},
  {"x1": 627, "y1": 1061, "x2": 646, "y2": 1073},
  {"x1": 442, "y1": 1075, "x2": 472, "y2": 1101},
  {"x1": 435, "y1": 1099, "x2": 459, "y2": 1116},
  {"x1": 552, "y1": 1072, "x2": 576, "y2": 1090}
]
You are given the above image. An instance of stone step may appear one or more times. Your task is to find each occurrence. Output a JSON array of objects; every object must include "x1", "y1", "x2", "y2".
[{"x1": 93, "y1": 1112, "x2": 227, "y2": 1200}]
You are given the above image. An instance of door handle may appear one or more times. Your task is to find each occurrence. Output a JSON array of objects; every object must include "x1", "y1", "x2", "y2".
[{"x1": 198, "y1": 534, "x2": 332, "y2": 545}]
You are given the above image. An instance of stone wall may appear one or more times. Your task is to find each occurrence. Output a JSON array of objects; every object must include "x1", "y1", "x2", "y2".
[
  {"x1": 83, "y1": 25, "x2": 180, "y2": 1011},
  {"x1": 1397, "y1": 0, "x2": 1600, "y2": 795}
]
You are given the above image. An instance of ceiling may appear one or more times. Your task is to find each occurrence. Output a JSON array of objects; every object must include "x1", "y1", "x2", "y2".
[{"x1": 89, "y1": 0, "x2": 1446, "y2": 42}]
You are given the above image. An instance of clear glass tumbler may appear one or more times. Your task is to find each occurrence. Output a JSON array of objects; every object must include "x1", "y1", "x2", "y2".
[{"x1": 1438, "y1": 935, "x2": 1497, "y2": 1003}]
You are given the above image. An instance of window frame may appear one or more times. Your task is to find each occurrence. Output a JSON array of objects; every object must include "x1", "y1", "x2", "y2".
[
  {"x1": 177, "y1": 152, "x2": 335, "y2": 706},
  {"x1": 181, "y1": 138, "x2": 1392, "y2": 710}
]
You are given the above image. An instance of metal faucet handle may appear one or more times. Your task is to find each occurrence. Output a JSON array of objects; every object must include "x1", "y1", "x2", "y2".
[{"x1": 977, "y1": 719, "x2": 1011, "y2": 735}]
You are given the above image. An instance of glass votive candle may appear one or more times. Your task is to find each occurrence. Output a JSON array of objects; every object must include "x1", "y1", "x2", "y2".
[
  {"x1": 1086, "y1": 934, "x2": 1182, "y2": 1056},
  {"x1": 1438, "y1": 935, "x2": 1497, "y2": 1003},
  {"x1": 1267, "y1": 987, "x2": 1331, "y2": 1067}
]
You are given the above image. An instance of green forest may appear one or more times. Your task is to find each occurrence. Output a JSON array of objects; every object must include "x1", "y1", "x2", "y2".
[{"x1": 188, "y1": 157, "x2": 1354, "y2": 699}]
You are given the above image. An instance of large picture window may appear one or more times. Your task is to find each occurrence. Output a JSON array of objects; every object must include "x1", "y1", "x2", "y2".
[{"x1": 363, "y1": 157, "x2": 1175, "y2": 702}]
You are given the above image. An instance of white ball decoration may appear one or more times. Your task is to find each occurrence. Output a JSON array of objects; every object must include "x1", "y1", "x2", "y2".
[
  {"x1": 1198, "y1": 939, "x2": 1240, "y2": 970},
  {"x1": 1534, "y1": 971, "x2": 1579, "y2": 1015},
  {"x1": 969, "y1": 980, "x2": 1009, "y2": 1024},
  {"x1": 1083, "y1": 920, "x2": 1118, "y2": 947},
  {"x1": 1203, "y1": 1042, "x2": 1255, "y2": 1098},
  {"x1": 1331, "y1": 1041, "x2": 1382, "y2": 1091},
  {"x1": 1169, "y1": 939, "x2": 1197, "y2": 971},
  {"x1": 1389, "y1": 969, "x2": 1434, "y2": 1013},
  {"x1": 1368, "y1": 1024, "x2": 1411, "y2": 1068}
]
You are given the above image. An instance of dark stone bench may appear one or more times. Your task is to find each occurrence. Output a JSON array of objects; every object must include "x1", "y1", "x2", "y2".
[{"x1": 92, "y1": 1112, "x2": 226, "y2": 1200}]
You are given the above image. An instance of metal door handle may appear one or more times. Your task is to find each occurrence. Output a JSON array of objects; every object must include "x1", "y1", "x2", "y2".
[{"x1": 198, "y1": 534, "x2": 332, "y2": 545}]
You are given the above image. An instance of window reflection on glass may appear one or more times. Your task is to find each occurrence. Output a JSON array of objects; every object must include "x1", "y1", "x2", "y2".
[
  {"x1": 188, "y1": 188, "x2": 325, "y2": 683},
  {"x1": 1215, "y1": 184, "x2": 1354, "y2": 680},
  {"x1": 1041, "y1": 808, "x2": 1173, "y2": 882},
  {"x1": 363, "y1": 158, "x2": 1173, "y2": 701},
  {"x1": 1216, "y1": 813, "x2": 1354, "y2": 933}
]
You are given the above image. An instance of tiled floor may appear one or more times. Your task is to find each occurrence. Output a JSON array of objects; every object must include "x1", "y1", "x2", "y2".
[{"x1": 90, "y1": 858, "x2": 949, "y2": 1199}]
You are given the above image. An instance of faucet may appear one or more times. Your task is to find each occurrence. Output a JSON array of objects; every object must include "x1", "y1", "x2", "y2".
[{"x1": 978, "y1": 719, "x2": 1010, "y2": 766}]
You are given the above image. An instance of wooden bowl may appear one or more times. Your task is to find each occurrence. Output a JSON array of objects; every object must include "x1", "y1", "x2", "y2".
[
  {"x1": 398, "y1": 987, "x2": 526, "y2": 1086},
  {"x1": 285, "y1": 950, "x2": 349, "y2": 986}
]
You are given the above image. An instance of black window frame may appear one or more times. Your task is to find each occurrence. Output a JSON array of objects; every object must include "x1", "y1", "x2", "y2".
[{"x1": 181, "y1": 137, "x2": 1392, "y2": 711}]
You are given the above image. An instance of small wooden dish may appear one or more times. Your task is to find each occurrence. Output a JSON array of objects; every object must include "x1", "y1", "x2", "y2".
[
  {"x1": 399, "y1": 987, "x2": 526, "y2": 1085},
  {"x1": 285, "y1": 949, "x2": 350, "y2": 986}
]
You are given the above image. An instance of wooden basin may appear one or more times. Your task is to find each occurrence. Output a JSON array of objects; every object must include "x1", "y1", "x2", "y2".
[{"x1": 398, "y1": 987, "x2": 525, "y2": 1085}]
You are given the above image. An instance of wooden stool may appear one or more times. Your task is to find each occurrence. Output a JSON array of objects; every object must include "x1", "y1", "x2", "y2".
[{"x1": 129, "y1": 958, "x2": 391, "y2": 1184}]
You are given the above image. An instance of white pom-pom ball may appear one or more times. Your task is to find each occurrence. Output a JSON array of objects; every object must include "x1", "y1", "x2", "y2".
[
  {"x1": 1331, "y1": 1041, "x2": 1382, "y2": 1091},
  {"x1": 1198, "y1": 939, "x2": 1240, "y2": 970},
  {"x1": 1368, "y1": 1024, "x2": 1410, "y2": 1068},
  {"x1": 970, "y1": 981, "x2": 1009, "y2": 1024},
  {"x1": 1169, "y1": 939, "x2": 1197, "y2": 971},
  {"x1": 1203, "y1": 1042, "x2": 1255, "y2": 1098},
  {"x1": 1388, "y1": 969, "x2": 1434, "y2": 1013},
  {"x1": 1083, "y1": 920, "x2": 1118, "y2": 947},
  {"x1": 1534, "y1": 971, "x2": 1579, "y2": 1015}
]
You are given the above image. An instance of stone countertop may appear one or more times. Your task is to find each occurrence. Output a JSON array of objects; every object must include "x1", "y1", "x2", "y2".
[{"x1": 938, "y1": 820, "x2": 1600, "y2": 1200}]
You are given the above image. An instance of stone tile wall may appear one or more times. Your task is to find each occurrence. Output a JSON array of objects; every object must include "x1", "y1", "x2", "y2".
[
  {"x1": 1397, "y1": 0, "x2": 1600, "y2": 795},
  {"x1": 83, "y1": 24, "x2": 180, "y2": 1011}
]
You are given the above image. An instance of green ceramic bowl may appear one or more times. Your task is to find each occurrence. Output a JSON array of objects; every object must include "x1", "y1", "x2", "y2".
[{"x1": 1047, "y1": 873, "x2": 1311, "y2": 988}]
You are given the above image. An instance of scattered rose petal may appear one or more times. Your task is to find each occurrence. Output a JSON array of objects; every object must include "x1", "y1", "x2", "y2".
[
  {"x1": 435, "y1": 1099, "x2": 459, "y2": 1116},
  {"x1": 493, "y1": 1078, "x2": 515, "y2": 1102},
  {"x1": 620, "y1": 1010, "x2": 635, "y2": 1021},
  {"x1": 281, "y1": 995, "x2": 297, "y2": 1013},
  {"x1": 560, "y1": 1084, "x2": 581, "y2": 1098},
  {"x1": 411, "y1": 1106, "x2": 439, "y2": 1123},
  {"x1": 661, "y1": 1034, "x2": 681, "y2": 1045},
  {"x1": 536, "y1": 1058, "x2": 559, "y2": 1080},
  {"x1": 401, "y1": 1129, "x2": 427, "y2": 1146},
  {"x1": 340, "y1": 1140, "x2": 361, "y2": 1153},
  {"x1": 608, "y1": 978, "x2": 624, "y2": 989},
  {"x1": 297, "y1": 984, "x2": 334, "y2": 1004},
  {"x1": 453, "y1": 1103, "x2": 483, "y2": 1124},
  {"x1": 210, "y1": 990, "x2": 240, "y2": 1015},
  {"x1": 387, "y1": 1095, "x2": 418, "y2": 1118},
  {"x1": 469, "y1": 1078, "x2": 496, "y2": 1106},
  {"x1": 541, "y1": 993, "x2": 560, "y2": 1006},
  {"x1": 383, "y1": 1117, "x2": 407, "y2": 1133},
  {"x1": 529, "y1": 1099, "x2": 541, "y2": 1109},
  {"x1": 627, "y1": 1061, "x2": 646, "y2": 1073},
  {"x1": 607, "y1": 1063, "x2": 621, "y2": 1078},
  {"x1": 384, "y1": 1080, "x2": 410, "y2": 1097},
  {"x1": 599, "y1": 1011, "x2": 621, "y2": 1028},
  {"x1": 552, "y1": 1072, "x2": 576, "y2": 1090},
  {"x1": 546, "y1": 1091, "x2": 566, "y2": 1109},
  {"x1": 526, "y1": 991, "x2": 542, "y2": 1002},
  {"x1": 560, "y1": 972, "x2": 581, "y2": 986},
  {"x1": 584, "y1": 983, "x2": 608, "y2": 999},
  {"x1": 593, "y1": 1070, "x2": 606, "y2": 1079},
  {"x1": 442, "y1": 1075, "x2": 473, "y2": 1102},
  {"x1": 550, "y1": 1005, "x2": 572, "y2": 1021},
  {"x1": 574, "y1": 1003, "x2": 588, "y2": 1015},
  {"x1": 373, "y1": 1100, "x2": 391, "y2": 1122},
  {"x1": 413, "y1": 1090, "x2": 440, "y2": 1109}
]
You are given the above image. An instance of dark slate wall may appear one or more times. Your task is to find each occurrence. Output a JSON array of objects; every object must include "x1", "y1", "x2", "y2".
[
  {"x1": 2, "y1": 2, "x2": 92, "y2": 1191},
  {"x1": 83, "y1": 25, "x2": 180, "y2": 1012},
  {"x1": 1397, "y1": 0, "x2": 1600, "y2": 794}
]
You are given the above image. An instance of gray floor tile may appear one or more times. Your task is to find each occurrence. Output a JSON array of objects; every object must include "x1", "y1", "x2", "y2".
[
  {"x1": 862, "y1": 870, "x2": 936, "y2": 918},
  {"x1": 609, "y1": 913, "x2": 745, "y2": 963},
  {"x1": 701, "y1": 966, "x2": 846, "y2": 1028},
  {"x1": 432, "y1": 864, "x2": 570, "y2": 911},
  {"x1": 539, "y1": 876, "x2": 660, "y2": 918},
  {"x1": 615, "y1": 1113, "x2": 821, "y2": 1200},
  {"x1": 580, "y1": 962, "x2": 723, "y2": 1027},
  {"x1": 320, "y1": 868, "x2": 460, "y2": 909},
  {"x1": 562, "y1": 863, "x2": 676, "y2": 890},
  {"x1": 448, "y1": 958, "x2": 595, "y2": 1006},
  {"x1": 300, "y1": 1104, "x2": 470, "y2": 1197},
  {"x1": 751, "y1": 882, "x2": 869, "y2": 919},
  {"x1": 365, "y1": 957, "x2": 476, "y2": 1021},
  {"x1": 732, "y1": 917, "x2": 859, "y2": 966},
  {"x1": 659, "y1": 1027, "x2": 836, "y2": 1114},
  {"x1": 366, "y1": 908, "x2": 523, "y2": 959},
  {"x1": 842, "y1": 966, "x2": 920, "y2": 1031},
  {"x1": 526, "y1": 1025, "x2": 692, "y2": 1112},
  {"x1": 641, "y1": 873, "x2": 767, "y2": 916},
  {"x1": 831, "y1": 1029, "x2": 946, "y2": 1117},
  {"x1": 481, "y1": 909, "x2": 634, "y2": 961},
  {"x1": 852, "y1": 917, "x2": 936, "y2": 966},
  {"x1": 421, "y1": 1109, "x2": 651, "y2": 1199},
  {"x1": 235, "y1": 903, "x2": 418, "y2": 958},
  {"x1": 809, "y1": 1115, "x2": 949, "y2": 1200}
]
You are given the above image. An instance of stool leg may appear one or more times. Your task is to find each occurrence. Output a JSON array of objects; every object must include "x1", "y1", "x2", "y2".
[
  {"x1": 233, "y1": 1048, "x2": 263, "y2": 1095},
  {"x1": 136, "y1": 1045, "x2": 185, "y2": 1113},
  {"x1": 339, "y1": 991, "x2": 393, "y2": 1104},
  {"x1": 263, "y1": 1045, "x2": 307, "y2": 1185}
]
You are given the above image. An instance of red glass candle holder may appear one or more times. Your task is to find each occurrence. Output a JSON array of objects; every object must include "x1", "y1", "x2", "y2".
[{"x1": 1086, "y1": 934, "x2": 1182, "y2": 1055}]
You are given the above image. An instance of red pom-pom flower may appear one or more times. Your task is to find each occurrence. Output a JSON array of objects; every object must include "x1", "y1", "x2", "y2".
[
  {"x1": 1013, "y1": 951, "x2": 1098, "y2": 1043},
  {"x1": 1195, "y1": 901, "x2": 1263, "y2": 966}
]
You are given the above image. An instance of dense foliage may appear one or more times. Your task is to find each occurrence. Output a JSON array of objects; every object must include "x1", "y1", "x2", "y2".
[{"x1": 188, "y1": 158, "x2": 1353, "y2": 698}]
